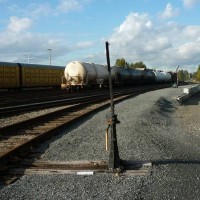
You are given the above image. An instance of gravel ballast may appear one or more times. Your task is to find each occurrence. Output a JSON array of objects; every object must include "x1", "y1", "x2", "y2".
[{"x1": 0, "y1": 85, "x2": 200, "y2": 200}]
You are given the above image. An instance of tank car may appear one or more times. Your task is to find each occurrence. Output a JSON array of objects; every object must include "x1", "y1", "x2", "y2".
[
  {"x1": 168, "y1": 71, "x2": 177, "y2": 83},
  {"x1": 153, "y1": 71, "x2": 172, "y2": 82},
  {"x1": 62, "y1": 60, "x2": 174, "y2": 89},
  {"x1": 128, "y1": 68, "x2": 144, "y2": 84},
  {"x1": 62, "y1": 61, "x2": 115, "y2": 89},
  {"x1": 113, "y1": 67, "x2": 131, "y2": 86},
  {"x1": 143, "y1": 70, "x2": 156, "y2": 83}
]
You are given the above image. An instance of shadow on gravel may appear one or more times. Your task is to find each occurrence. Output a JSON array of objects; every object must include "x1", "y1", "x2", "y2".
[
  {"x1": 0, "y1": 183, "x2": 4, "y2": 190},
  {"x1": 153, "y1": 159, "x2": 200, "y2": 165},
  {"x1": 156, "y1": 97, "x2": 176, "y2": 114}
]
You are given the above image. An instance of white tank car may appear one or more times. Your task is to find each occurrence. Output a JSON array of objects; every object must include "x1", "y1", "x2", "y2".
[
  {"x1": 64, "y1": 61, "x2": 115, "y2": 87},
  {"x1": 153, "y1": 71, "x2": 172, "y2": 82}
]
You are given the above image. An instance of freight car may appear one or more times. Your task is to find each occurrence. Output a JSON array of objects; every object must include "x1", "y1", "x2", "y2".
[
  {"x1": 61, "y1": 61, "x2": 173, "y2": 89},
  {"x1": 62, "y1": 61, "x2": 113, "y2": 88},
  {"x1": 153, "y1": 71, "x2": 172, "y2": 82},
  {"x1": 0, "y1": 62, "x2": 64, "y2": 90}
]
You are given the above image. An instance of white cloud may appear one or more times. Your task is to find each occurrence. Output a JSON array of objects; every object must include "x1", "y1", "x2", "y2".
[
  {"x1": 0, "y1": 15, "x2": 65, "y2": 63},
  {"x1": 110, "y1": 13, "x2": 153, "y2": 46},
  {"x1": 159, "y1": 3, "x2": 179, "y2": 19},
  {"x1": 75, "y1": 41, "x2": 94, "y2": 48},
  {"x1": 28, "y1": 3, "x2": 52, "y2": 17},
  {"x1": 1, "y1": 5, "x2": 200, "y2": 71},
  {"x1": 182, "y1": 0, "x2": 200, "y2": 8},
  {"x1": 0, "y1": 16, "x2": 94, "y2": 65},
  {"x1": 57, "y1": 0, "x2": 83, "y2": 13},
  {"x1": 7, "y1": 16, "x2": 32, "y2": 33},
  {"x1": 0, "y1": 31, "x2": 73, "y2": 64},
  {"x1": 108, "y1": 12, "x2": 200, "y2": 71},
  {"x1": 7, "y1": 1, "x2": 87, "y2": 19}
]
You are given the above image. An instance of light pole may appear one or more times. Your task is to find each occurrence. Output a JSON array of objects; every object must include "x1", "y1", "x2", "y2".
[
  {"x1": 47, "y1": 49, "x2": 52, "y2": 66},
  {"x1": 24, "y1": 53, "x2": 32, "y2": 63}
]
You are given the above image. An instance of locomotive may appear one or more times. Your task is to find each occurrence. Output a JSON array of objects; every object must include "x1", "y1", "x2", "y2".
[
  {"x1": 0, "y1": 62, "x2": 64, "y2": 90},
  {"x1": 61, "y1": 61, "x2": 173, "y2": 89}
]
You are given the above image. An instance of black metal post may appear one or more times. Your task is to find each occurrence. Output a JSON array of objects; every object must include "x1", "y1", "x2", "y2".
[
  {"x1": 105, "y1": 41, "x2": 121, "y2": 171},
  {"x1": 176, "y1": 65, "x2": 179, "y2": 87}
]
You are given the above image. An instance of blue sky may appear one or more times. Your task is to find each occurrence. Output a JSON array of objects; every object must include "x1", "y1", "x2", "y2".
[{"x1": 0, "y1": 0, "x2": 200, "y2": 72}]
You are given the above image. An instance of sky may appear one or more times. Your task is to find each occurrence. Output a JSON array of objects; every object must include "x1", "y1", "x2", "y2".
[{"x1": 0, "y1": 0, "x2": 200, "y2": 72}]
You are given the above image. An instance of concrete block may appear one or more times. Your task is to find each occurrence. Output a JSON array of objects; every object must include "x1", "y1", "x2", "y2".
[{"x1": 177, "y1": 84, "x2": 200, "y2": 103}]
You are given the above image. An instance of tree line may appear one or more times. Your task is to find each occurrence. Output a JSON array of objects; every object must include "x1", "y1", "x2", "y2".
[
  {"x1": 191, "y1": 65, "x2": 200, "y2": 82},
  {"x1": 178, "y1": 65, "x2": 200, "y2": 82},
  {"x1": 115, "y1": 58, "x2": 147, "y2": 69}
]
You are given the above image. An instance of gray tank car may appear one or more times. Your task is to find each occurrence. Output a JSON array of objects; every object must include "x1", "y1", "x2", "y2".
[
  {"x1": 143, "y1": 70, "x2": 156, "y2": 83},
  {"x1": 128, "y1": 69, "x2": 144, "y2": 84},
  {"x1": 61, "y1": 61, "x2": 172, "y2": 89},
  {"x1": 153, "y1": 71, "x2": 171, "y2": 82},
  {"x1": 114, "y1": 67, "x2": 131, "y2": 85}
]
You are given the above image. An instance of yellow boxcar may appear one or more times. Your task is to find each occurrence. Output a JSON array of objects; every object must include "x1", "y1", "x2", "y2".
[
  {"x1": 20, "y1": 63, "x2": 64, "y2": 88},
  {"x1": 0, "y1": 62, "x2": 20, "y2": 89},
  {"x1": 0, "y1": 62, "x2": 64, "y2": 89}
]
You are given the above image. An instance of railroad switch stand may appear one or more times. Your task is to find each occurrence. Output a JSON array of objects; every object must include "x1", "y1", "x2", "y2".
[
  {"x1": 105, "y1": 41, "x2": 152, "y2": 175},
  {"x1": 106, "y1": 114, "x2": 122, "y2": 172},
  {"x1": 106, "y1": 41, "x2": 122, "y2": 172}
]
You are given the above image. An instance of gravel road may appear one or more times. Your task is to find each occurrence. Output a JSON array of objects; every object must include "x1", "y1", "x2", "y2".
[{"x1": 0, "y1": 85, "x2": 200, "y2": 200}]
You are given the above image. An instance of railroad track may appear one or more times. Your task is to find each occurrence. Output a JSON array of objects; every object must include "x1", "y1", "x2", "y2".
[
  {"x1": 0, "y1": 89, "x2": 74, "y2": 108},
  {"x1": 0, "y1": 82, "x2": 189, "y2": 108},
  {"x1": 0, "y1": 84, "x2": 169, "y2": 184},
  {"x1": 0, "y1": 93, "x2": 111, "y2": 116},
  {"x1": 0, "y1": 88, "x2": 98, "y2": 108},
  {"x1": 0, "y1": 88, "x2": 112, "y2": 108},
  {"x1": 0, "y1": 92, "x2": 131, "y2": 160},
  {"x1": 0, "y1": 84, "x2": 170, "y2": 116}
]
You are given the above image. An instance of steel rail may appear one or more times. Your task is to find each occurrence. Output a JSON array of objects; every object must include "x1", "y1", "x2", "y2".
[
  {"x1": 0, "y1": 84, "x2": 170, "y2": 116},
  {"x1": 0, "y1": 92, "x2": 115, "y2": 116},
  {"x1": 0, "y1": 86, "x2": 166, "y2": 161},
  {"x1": 0, "y1": 85, "x2": 168, "y2": 183},
  {"x1": 0, "y1": 92, "x2": 132, "y2": 165}
]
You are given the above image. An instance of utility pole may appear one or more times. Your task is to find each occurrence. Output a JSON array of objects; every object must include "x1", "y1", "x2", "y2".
[{"x1": 47, "y1": 49, "x2": 52, "y2": 66}]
